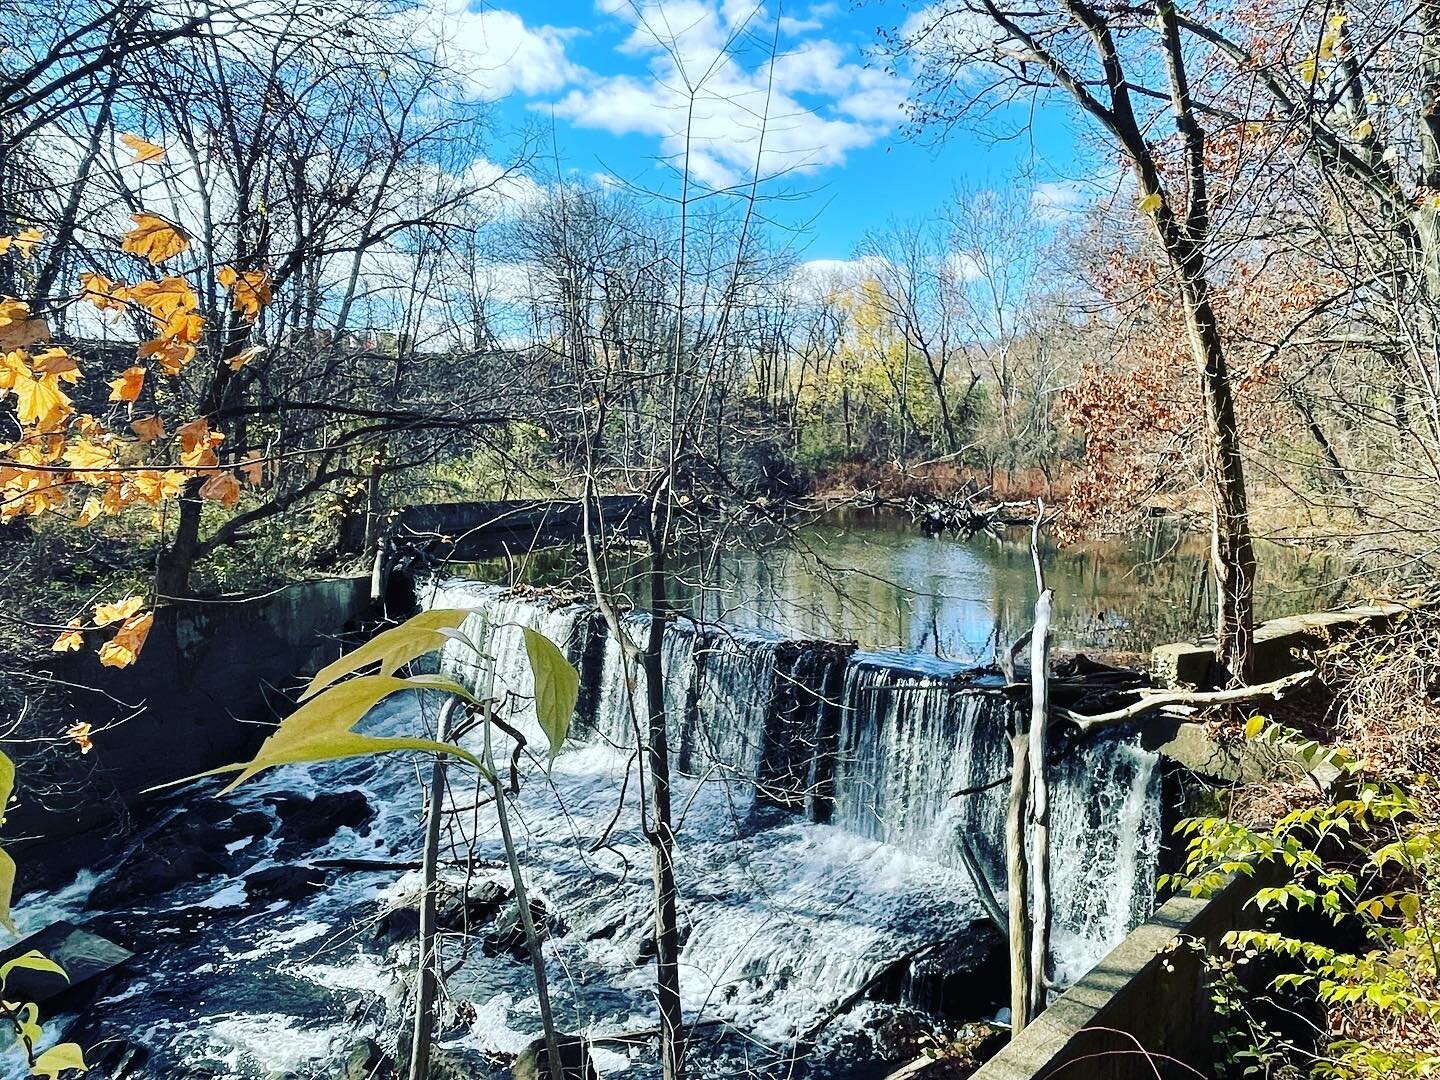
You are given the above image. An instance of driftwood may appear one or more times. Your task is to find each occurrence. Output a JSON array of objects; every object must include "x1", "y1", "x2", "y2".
[
  {"x1": 1057, "y1": 669, "x2": 1315, "y2": 733},
  {"x1": 903, "y1": 492, "x2": 1044, "y2": 539}
]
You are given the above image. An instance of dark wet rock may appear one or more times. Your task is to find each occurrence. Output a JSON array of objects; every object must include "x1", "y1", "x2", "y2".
[
  {"x1": 511, "y1": 1034, "x2": 598, "y2": 1080},
  {"x1": 80, "y1": 1037, "x2": 150, "y2": 1078},
  {"x1": 242, "y1": 864, "x2": 330, "y2": 904},
  {"x1": 866, "y1": 920, "x2": 1008, "y2": 1020},
  {"x1": 345, "y1": 1037, "x2": 395, "y2": 1080},
  {"x1": 86, "y1": 810, "x2": 238, "y2": 909},
  {"x1": 372, "y1": 905, "x2": 421, "y2": 945},
  {"x1": 436, "y1": 878, "x2": 510, "y2": 932},
  {"x1": 486, "y1": 896, "x2": 562, "y2": 957},
  {"x1": 267, "y1": 790, "x2": 375, "y2": 855}
]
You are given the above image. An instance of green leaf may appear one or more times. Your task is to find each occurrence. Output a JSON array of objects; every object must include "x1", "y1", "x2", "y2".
[
  {"x1": 0, "y1": 847, "x2": 16, "y2": 934},
  {"x1": 148, "y1": 675, "x2": 484, "y2": 794},
  {"x1": 299, "y1": 609, "x2": 474, "y2": 700},
  {"x1": 0, "y1": 951, "x2": 66, "y2": 990},
  {"x1": 15, "y1": 1002, "x2": 40, "y2": 1049},
  {"x1": 523, "y1": 627, "x2": 579, "y2": 765},
  {"x1": 0, "y1": 751, "x2": 14, "y2": 828},
  {"x1": 30, "y1": 1042, "x2": 85, "y2": 1078}
]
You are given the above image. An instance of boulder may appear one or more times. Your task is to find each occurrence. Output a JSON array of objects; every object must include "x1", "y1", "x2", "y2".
[
  {"x1": 436, "y1": 879, "x2": 510, "y2": 932},
  {"x1": 86, "y1": 810, "x2": 237, "y2": 909},
  {"x1": 345, "y1": 1037, "x2": 395, "y2": 1080},
  {"x1": 268, "y1": 790, "x2": 375, "y2": 855},
  {"x1": 242, "y1": 864, "x2": 330, "y2": 904},
  {"x1": 511, "y1": 1035, "x2": 598, "y2": 1080}
]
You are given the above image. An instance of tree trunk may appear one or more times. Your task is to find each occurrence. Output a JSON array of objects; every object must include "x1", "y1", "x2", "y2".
[
  {"x1": 1026, "y1": 587, "x2": 1053, "y2": 1020},
  {"x1": 1179, "y1": 281, "x2": 1256, "y2": 684},
  {"x1": 644, "y1": 530, "x2": 685, "y2": 1080},
  {"x1": 1005, "y1": 719, "x2": 1032, "y2": 1035},
  {"x1": 408, "y1": 696, "x2": 456, "y2": 1080}
]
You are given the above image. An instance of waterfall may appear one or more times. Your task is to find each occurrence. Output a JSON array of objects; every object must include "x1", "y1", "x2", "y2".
[{"x1": 419, "y1": 576, "x2": 1162, "y2": 992}]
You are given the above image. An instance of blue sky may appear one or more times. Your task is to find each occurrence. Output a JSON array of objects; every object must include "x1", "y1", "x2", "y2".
[{"x1": 425, "y1": 1, "x2": 1110, "y2": 262}]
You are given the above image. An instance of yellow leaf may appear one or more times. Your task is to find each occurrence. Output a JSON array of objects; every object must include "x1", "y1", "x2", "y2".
[
  {"x1": 93, "y1": 595, "x2": 144, "y2": 627},
  {"x1": 121, "y1": 213, "x2": 189, "y2": 266},
  {"x1": 107, "y1": 366, "x2": 145, "y2": 404},
  {"x1": 300, "y1": 609, "x2": 475, "y2": 700},
  {"x1": 0, "y1": 847, "x2": 15, "y2": 933},
  {"x1": 14, "y1": 374, "x2": 71, "y2": 430},
  {"x1": 121, "y1": 132, "x2": 165, "y2": 164},
  {"x1": 1, "y1": 228, "x2": 44, "y2": 259},
  {"x1": 199, "y1": 470, "x2": 241, "y2": 508},
  {"x1": 1138, "y1": 191, "x2": 1163, "y2": 214},
  {"x1": 78, "y1": 273, "x2": 127, "y2": 312},
  {"x1": 130, "y1": 415, "x2": 165, "y2": 443},
  {"x1": 76, "y1": 496, "x2": 102, "y2": 526},
  {"x1": 523, "y1": 627, "x2": 579, "y2": 764},
  {"x1": 1244, "y1": 714, "x2": 1266, "y2": 739},
  {"x1": 30, "y1": 1042, "x2": 86, "y2": 1079},
  {"x1": 51, "y1": 628, "x2": 83, "y2": 653},
  {"x1": 62, "y1": 439, "x2": 111, "y2": 470},
  {"x1": 0, "y1": 950, "x2": 67, "y2": 991},
  {"x1": 153, "y1": 674, "x2": 484, "y2": 793},
  {"x1": 0, "y1": 752, "x2": 13, "y2": 826},
  {"x1": 98, "y1": 641, "x2": 137, "y2": 668},
  {"x1": 1353, "y1": 118, "x2": 1373, "y2": 139}
]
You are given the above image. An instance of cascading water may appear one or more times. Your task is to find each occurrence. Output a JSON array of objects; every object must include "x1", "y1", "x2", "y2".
[
  {"x1": 4, "y1": 575, "x2": 1162, "y2": 1079},
  {"x1": 421, "y1": 577, "x2": 1163, "y2": 995}
]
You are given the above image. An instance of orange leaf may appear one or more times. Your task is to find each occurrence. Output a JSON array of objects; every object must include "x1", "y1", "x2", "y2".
[
  {"x1": 199, "y1": 470, "x2": 241, "y2": 507},
  {"x1": 0, "y1": 298, "x2": 48, "y2": 351},
  {"x1": 113, "y1": 611, "x2": 153, "y2": 655},
  {"x1": 121, "y1": 133, "x2": 165, "y2": 164},
  {"x1": 228, "y1": 345, "x2": 263, "y2": 371},
  {"x1": 31, "y1": 348, "x2": 80, "y2": 383},
  {"x1": 131, "y1": 415, "x2": 165, "y2": 443},
  {"x1": 139, "y1": 337, "x2": 195, "y2": 375},
  {"x1": 0, "y1": 228, "x2": 44, "y2": 259},
  {"x1": 121, "y1": 214, "x2": 189, "y2": 265},
  {"x1": 218, "y1": 268, "x2": 273, "y2": 321},
  {"x1": 79, "y1": 272, "x2": 128, "y2": 312},
  {"x1": 127, "y1": 277, "x2": 197, "y2": 320},
  {"x1": 108, "y1": 366, "x2": 145, "y2": 403},
  {"x1": 239, "y1": 451, "x2": 265, "y2": 485}
]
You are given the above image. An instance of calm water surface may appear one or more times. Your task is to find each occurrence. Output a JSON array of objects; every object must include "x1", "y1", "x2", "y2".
[{"x1": 468, "y1": 510, "x2": 1353, "y2": 664}]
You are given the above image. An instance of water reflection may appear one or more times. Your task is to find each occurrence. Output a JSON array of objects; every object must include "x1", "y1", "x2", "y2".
[{"x1": 463, "y1": 511, "x2": 1353, "y2": 663}]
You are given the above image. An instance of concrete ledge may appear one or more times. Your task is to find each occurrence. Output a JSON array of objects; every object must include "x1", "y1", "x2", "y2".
[
  {"x1": 1151, "y1": 602, "x2": 1409, "y2": 688},
  {"x1": 963, "y1": 871, "x2": 1263, "y2": 1080}
]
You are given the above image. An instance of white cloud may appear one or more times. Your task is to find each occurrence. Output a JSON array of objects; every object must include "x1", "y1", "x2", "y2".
[
  {"x1": 404, "y1": 5, "x2": 583, "y2": 101},
  {"x1": 548, "y1": 1, "x2": 908, "y2": 187}
]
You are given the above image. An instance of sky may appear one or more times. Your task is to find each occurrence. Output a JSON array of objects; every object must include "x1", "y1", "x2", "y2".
[{"x1": 420, "y1": 0, "x2": 1114, "y2": 263}]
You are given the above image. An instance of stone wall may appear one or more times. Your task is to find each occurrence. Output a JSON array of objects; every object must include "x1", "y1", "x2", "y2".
[{"x1": 16, "y1": 575, "x2": 373, "y2": 875}]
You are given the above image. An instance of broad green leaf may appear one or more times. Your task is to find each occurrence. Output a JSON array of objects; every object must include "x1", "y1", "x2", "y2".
[
  {"x1": 0, "y1": 951, "x2": 66, "y2": 990},
  {"x1": 299, "y1": 609, "x2": 474, "y2": 700},
  {"x1": 30, "y1": 1043, "x2": 85, "y2": 1078},
  {"x1": 0, "y1": 751, "x2": 14, "y2": 827},
  {"x1": 149, "y1": 675, "x2": 484, "y2": 794},
  {"x1": 0, "y1": 847, "x2": 15, "y2": 934},
  {"x1": 523, "y1": 628, "x2": 579, "y2": 765}
]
